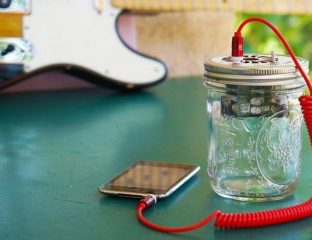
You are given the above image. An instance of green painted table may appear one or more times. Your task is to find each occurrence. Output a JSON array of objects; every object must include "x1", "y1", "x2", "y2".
[{"x1": 1, "y1": 77, "x2": 312, "y2": 240}]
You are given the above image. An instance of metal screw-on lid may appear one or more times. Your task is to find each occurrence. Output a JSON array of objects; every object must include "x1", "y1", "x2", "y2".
[{"x1": 204, "y1": 53, "x2": 309, "y2": 86}]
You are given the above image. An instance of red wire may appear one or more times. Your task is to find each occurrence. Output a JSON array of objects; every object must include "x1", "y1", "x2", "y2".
[
  {"x1": 236, "y1": 18, "x2": 312, "y2": 145},
  {"x1": 137, "y1": 203, "x2": 221, "y2": 233},
  {"x1": 137, "y1": 18, "x2": 312, "y2": 233},
  {"x1": 138, "y1": 198, "x2": 312, "y2": 231},
  {"x1": 236, "y1": 17, "x2": 312, "y2": 94}
]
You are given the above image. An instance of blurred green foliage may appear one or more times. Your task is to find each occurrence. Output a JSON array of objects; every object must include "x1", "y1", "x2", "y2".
[{"x1": 237, "y1": 14, "x2": 312, "y2": 63}]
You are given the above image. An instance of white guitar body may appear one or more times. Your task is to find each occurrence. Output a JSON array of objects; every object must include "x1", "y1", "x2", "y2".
[{"x1": 1, "y1": 0, "x2": 167, "y2": 90}]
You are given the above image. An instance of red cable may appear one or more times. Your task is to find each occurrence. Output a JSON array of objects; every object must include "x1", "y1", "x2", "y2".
[
  {"x1": 137, "y1": 18, "x2": 312, "y2": 233},
  {"x1": 137, "y1": 203, "x2": 220, "y2": 232},
  {"x1": 137, "y1": 197, "x2": 312, "y2": 231},
  {"x1": 236, "y1": 17, "x2": 312, "y2": 94},
  {"x1": 234, "y1": 18, "x2": 312, "y2": 144}
]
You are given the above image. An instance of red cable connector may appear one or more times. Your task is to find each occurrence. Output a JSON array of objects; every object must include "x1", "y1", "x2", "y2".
[
  {"x1": 138, "y1": 195, "x2": 157, "y2": 210},
  {"x1": 231, "y1": 31, "x2": 244, "y2": 61}
]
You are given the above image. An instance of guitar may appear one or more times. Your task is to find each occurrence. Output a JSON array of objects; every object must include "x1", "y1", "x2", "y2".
[
  {"x1": 0, "y1": 0, "x2": 311, "y2": 91},
  {"x1": 0, "y1": 0, "x2": 168, "y2": 91}
]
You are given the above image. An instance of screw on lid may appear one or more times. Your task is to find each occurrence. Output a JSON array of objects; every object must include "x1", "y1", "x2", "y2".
[{"x1": 204, "y1": 53, "x2": 309, "y2": 86}]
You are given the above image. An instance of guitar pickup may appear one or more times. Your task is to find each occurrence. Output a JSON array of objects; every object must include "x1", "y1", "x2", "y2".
[{"x1": 0, "y1": 0, "x2": 31, "y2": 14}]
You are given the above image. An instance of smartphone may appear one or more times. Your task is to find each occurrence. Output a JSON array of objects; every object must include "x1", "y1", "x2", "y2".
[{"x1": 99, "y1": 160, "x2": 200, "y2": 199}]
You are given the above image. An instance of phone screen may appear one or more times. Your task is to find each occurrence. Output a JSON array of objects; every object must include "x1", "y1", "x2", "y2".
[{"x1": 99, "y1": 161, "x2": 200, "y2": 198}]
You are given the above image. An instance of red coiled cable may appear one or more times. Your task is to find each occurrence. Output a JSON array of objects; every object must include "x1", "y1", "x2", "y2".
[
  {"x1": 300, "y1": 96, "x2": 312, "y2": 144},
  {"x1": 137, "y1": 197, "x2": 312, "y2": 231},
  {"x1": 215, "y1": 198, "x2": 312, "y2": 229},
  {"x1": 137, "y1": 18, "x2": 312, "y2": 233},
  {"x1": 234, "y1": 17, "x2": 312, "y2": 145}
]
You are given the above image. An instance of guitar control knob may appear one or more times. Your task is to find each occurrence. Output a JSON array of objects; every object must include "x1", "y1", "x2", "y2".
[
  {"x1": 0, "y1": 38, "x2": 33, "y2": 63},
  {"x1": 1, "y1": 44, "x2": 15, "y2": 56},
  {"x1": 0, "y1": 0, "x2": 11, "y2": 8}
]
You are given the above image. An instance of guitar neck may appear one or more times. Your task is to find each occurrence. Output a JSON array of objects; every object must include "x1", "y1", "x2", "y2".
[{"x1": 111, "y1": 0, "x2": 312, "y2": 14}]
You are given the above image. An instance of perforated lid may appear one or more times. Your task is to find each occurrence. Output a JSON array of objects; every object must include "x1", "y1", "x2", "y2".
[{"x1": 204, "y1": 53, "x2": 309, "y2": 86}]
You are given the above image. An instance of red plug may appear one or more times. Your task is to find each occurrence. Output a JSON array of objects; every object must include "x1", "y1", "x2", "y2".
[
  {"x1": 138, "y1": 195, "x2": 157, "y2": 211},
  {"x1": 231, "y1": 31, "x2": 244, "y2": 62}
]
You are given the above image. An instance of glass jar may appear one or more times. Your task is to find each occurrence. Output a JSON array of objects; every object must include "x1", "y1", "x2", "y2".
[{"x1": 204, "y1": 54, "x2": 308, "y2": 201}]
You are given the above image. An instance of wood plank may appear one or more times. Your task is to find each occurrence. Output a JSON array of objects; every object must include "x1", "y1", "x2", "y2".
[
  {"x1": 111, "y1": 0, "x2": 312, "y2": 13},
  {"x1": 0, "y1": 14, "x2": 23, "y2": 37}
]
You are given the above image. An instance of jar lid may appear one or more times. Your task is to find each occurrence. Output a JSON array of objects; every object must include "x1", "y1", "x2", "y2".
[{"x1": 204, "y1": 53, "x2": 309, "y2": 86}]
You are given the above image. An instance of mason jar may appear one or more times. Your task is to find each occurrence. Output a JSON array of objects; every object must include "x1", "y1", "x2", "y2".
[{"x1": 204, "y1": 54, "x2": 308, "y2": 201}]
